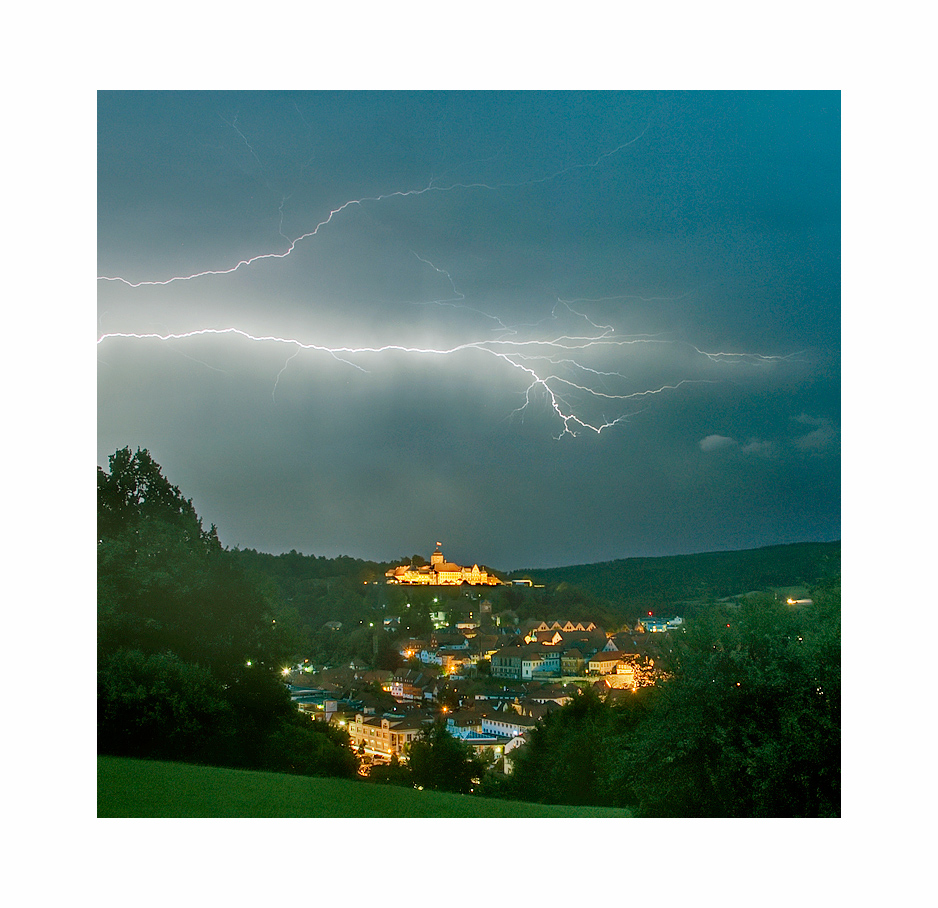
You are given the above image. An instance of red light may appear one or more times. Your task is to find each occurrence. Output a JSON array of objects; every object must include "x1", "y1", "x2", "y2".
[{"x1": 648, "y1": 611, "x2": 653, "y2": 617}]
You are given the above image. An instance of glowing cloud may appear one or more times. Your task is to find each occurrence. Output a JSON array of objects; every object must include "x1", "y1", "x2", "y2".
[{"x1": 700, "y1": 434, "x2": 737, "y2": 453}]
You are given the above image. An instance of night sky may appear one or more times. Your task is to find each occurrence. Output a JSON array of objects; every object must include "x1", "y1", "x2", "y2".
[{"x1": 97, "y1": 91, "x2": 840, "y2": 570}]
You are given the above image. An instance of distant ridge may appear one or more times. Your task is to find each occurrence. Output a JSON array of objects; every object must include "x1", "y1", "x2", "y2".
[{"x1": 509, "y1": 540, "x2": 841, "y2": 613}]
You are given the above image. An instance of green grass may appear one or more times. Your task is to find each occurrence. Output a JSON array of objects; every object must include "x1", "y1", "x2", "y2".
[{"x1": 98, "y1": 755, "x2": 632, "y2": 817}]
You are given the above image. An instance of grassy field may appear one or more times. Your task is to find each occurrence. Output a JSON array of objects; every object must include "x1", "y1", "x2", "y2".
[{"x1": 98, "y1": 756, "x2": 633, "y2": 818}]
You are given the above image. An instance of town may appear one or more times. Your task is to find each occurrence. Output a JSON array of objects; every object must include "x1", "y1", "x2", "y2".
[
  {"x1": 98, "y1": 452, "x2": 840, "y2": 817},
  {"x1": 285, "y1": 564, "x2": 679, "y2": 775}
]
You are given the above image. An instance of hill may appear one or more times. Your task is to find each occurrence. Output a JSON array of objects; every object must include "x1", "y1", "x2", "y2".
[
  {"x1": 97, "y1": 756, "x2": 633, "y2": 818},
  {"x1": 510, "y1": 540, "x2": 841, "y2": 614},
  {"x1": 227, "y1": 540, "x2": 841, "y2": 656}
]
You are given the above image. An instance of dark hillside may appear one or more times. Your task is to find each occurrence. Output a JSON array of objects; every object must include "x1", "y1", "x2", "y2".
[
  {"x1": 510, "y1": 541, "x2": 840, "y2": 615},
  {"x1": 225, "y1": 541, "x2": 839, "y2": 661},
  {"x1": 230, "y1": 548, "x2": 393, "y2": 588}
]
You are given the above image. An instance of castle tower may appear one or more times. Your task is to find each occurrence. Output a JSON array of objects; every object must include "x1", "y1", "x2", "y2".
[{"x1": 430, "y1": 542, "x2": 444, "y2": 567}]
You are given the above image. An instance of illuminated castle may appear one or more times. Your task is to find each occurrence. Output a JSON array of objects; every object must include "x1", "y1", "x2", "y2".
[{"x1": 385, "y1": 543, "x2": 502, "y2": 586}]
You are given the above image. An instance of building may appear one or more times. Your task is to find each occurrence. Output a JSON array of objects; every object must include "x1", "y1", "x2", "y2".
[
  {"x1": 385, "y1": 543, "x2": 502, "y2": 586},
  {"x1": 528, "y1": 686, "x2": 575, "y2": 707},
  {"x1": 445, "y1": 711, "x2": 485, "y2": 738},
  {"x1": 588, "y1": 651, "x2": 629, "y2": 674},
  {"x1": 561, "y1": 648, "x2": 586, "y2": 675},
  {"x1": 439, "y1": 649, "x2": 470, "y2": 674},
  {"x1": 502, "y1": 735, "x2": 529, "y2": 774},
  {"x1": 430, "y1": 631, "x2": 469, "y2": 650},
  {"x1": 636, "y1": 615, "x2": 684, "y2": 633},
  {"x1": 491, "y1": 643, "x2": 561, "y2": 680},
  {"x1": 390, "y1": 669, "x2": 433, "y2": 701},
  {"x1": 346, "y1": 713, "x2": 429, "y2": 760},
  {"x1": 399, "y1": 639, "x2": 429, "y2": 660},
  {"x1": 480, "y1": 711, "x2": 538, "y2": 739},
  {"x1": 446, "y1": 721, "x2": 512, "y2": 761},
  {"x1": 522, "y1": 620, "x2": 598, "y2": 641}
]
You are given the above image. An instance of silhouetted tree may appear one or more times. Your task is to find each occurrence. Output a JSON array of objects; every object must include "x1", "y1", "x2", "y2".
[
  {"x1": 369, "y1": 754, "x2": 412, "y2": 786},
  {"x1": 97, "y1": 447, "x2": 358, "y2": 779},
  {"x1": 501, "y1": 589, "x2": 840, "y2": 816},
  {"x1": 510, "y1": 687, "x2": 645, "y2": 807},
  {"x1": 407, "y1": 720, "x2": 484, "y2": 794},
  {"x1": 625, "y1": 591, "x2": 840, "y2": 816}
]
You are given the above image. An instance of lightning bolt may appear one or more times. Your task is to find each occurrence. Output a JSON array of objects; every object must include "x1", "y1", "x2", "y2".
[
  {"x1": 98, "y1": 131, "x2": 648, "y2": 288},
  {"x1": 96, "y1": 321, "x2": 787, "y2": 438},
  {"x1": 272, "y1": 345, "x2": 301, "y2": 402},
  {"x1": 98, "y1": 189, "x2": 431, "y2": 287},
  {"x1": 98, "y1": 126, "x2": 796, "y2": 437}
]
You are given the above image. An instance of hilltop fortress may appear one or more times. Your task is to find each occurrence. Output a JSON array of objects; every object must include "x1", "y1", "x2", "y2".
[{"x1": 385, "y1": 543, "x2": 502, "y2": 586}]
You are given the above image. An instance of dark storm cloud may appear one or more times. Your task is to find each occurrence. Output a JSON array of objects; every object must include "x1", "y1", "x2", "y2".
[{"x1": 98, "y1": 91, "x2": 840, "y2": 569}]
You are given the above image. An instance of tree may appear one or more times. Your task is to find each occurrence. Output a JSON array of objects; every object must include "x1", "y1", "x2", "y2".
[
  {"x1": 509, "y1": 687, "x2": 645, "y2": 807},
  {"x1": 98, "y1": 446, "x2": 220, "y2": 551},
  {"x1": 97, "y1": 446, "x2": 358, "y2": 779},
  {"x1": 496, "y1": 589, "x2": 840, "y2": 816},
  {"x1": 625, "y1": 591, "x2": 841, "y2": 816},
  {"x1": 369, "y1": 754, "x2": 412, "y2": 787},
  {"x1": 261, "y1": 713, "x2": 359, "y2": 778},
  {"x1": 97, "y1": 648, "x2": 235, "y2": 763},
  {"x1": 407, "y1": 720, "x2": 485, "y2": 794}
]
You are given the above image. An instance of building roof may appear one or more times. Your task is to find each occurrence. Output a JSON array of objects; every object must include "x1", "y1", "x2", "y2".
[
  {"x1": 493, "y1": 642, "x2": 560, "y2": 659},
  {"x1": 393, "y1": 668, "x2": 433, "y2": 687},
  {"x1": 446, "y1": 710, "x2": 483, "y2": 727},
  {"x1": 589, "y1": 650, "x2": 627, "y2": 663},
  {"x1": 529, "y1": 685, "x2": 573, "y2": 701},
  {"x1": 483, "y1": 712, "x2": 539, "y2": 729},
  {"x1": 353, "y1": 713, "x2": 429, "y2": 730},
  {"x1": 432, "y1": 632, "x2": 469, "y2": 645},
  {"x1": 515, "y1": 699, "x2": 563, "y2": 719}
]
